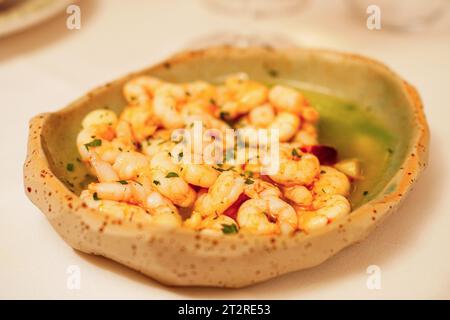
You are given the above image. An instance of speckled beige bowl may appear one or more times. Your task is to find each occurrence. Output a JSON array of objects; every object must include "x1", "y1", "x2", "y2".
[{"x1": 24, "y1": 47, "x2": 429, "y2": 288}]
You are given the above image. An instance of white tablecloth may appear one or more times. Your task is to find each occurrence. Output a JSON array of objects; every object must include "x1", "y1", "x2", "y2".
[{"x1": 1, "y1": 0, "x2": 449, "y2": 299}]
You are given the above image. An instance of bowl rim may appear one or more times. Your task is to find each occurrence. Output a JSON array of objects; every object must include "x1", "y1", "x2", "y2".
[{"x1": 24, "y1": 46, "x2": 430, "y2": 243}]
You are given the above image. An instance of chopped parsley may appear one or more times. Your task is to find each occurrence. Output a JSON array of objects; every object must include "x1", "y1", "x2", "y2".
[
  {"x1": 117, "y1": 180, "x2": 128, "y2": 185},
  {"x1": 84, "y1": 139, "x2": 102, "y2": 150},
  {"x1": 219, "y1": 111, "x2": 230, "y2": 121},
  {"x1": 363, "y1": 191, "x2": 369, "y2": 196},
  {"x1": 165, "y1": 172, "x2": 179, "y2": 178},
  {"x1": 213, "y1": 166, "x2": 233, "y2": 172},
  {"x1": 222, "y1": 224, "x2": 238, "y2": 234},
  {"x1": 93, "y1": 192, "x2": 100, "y2": 201},
  {"x1": 291, "y1": 148, "x2": 302, "y2": 158},
  {"x1": 242, "y1": 170, "x2": 253, "y2": 178},
  {"x1": 153, "y1": 180, "x2": 160, "y2": 185},
  {"x1": 268, "y1": 69, "x2": 279, "y2": 77},
  {"x1": 66, "y1": 163, "x2": 74, "y2": 172},
  {"x1": 245, "y1": 178, "x2": 254, "y2": 185}
]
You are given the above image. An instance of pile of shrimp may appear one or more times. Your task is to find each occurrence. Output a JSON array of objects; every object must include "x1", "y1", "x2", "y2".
[{"x1": 77, "y1": 73, "x2": 357, "y2": 236}]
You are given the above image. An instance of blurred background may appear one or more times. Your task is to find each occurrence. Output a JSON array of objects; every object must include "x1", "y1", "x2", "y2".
[{"x1": 0, "y1": 0, "x2": 449, "y2": 299}]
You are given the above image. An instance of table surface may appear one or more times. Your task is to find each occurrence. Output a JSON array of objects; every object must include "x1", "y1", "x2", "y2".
[{"x1": 1, "y1": 0, "x2": 449, "y2": 299}]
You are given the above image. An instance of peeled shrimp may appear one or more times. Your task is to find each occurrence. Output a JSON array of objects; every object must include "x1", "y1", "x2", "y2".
[
  {"x1": 77, "y1": 109, "x2": 136, "y2": 163},
  {"x1": 225, "y1": 74, "x2": 268, "y2": 111},
  {"x1": 112, "y1": 151, "x2": 150, "y2": 180},
  {"x1": 243, "y1": 178, "x2": 281, "y2": 199},
  {"x1": 180, "y1": 163, "x2": 219, "y2": 188},
  {"x1": 313, "y1": 166, "x2": 351, "y2": 196},
  {"x1": 153, "y1": 83, "x2": 187, "y2": 129},
  {"x1": 142, "y1": 135, "x2": 175, "y2": 159},
  {"x1": 82, "y1": 109, "x2": 118, "y2": 129},
  {"x1": 268, "y1": 112, "x2": 300, "y2": 142},
  {"x1": 283, "y1": 185, "x2": 313, "y2": 206},
  {"x1": 301, "y1": 106, "x2": 320, "y2": 124},
  {"x1": 150, "y1": 150, "x2": 180, "y2": 174},
  {"x1": 194, "y1": 171, "x2": 245, "y2": 216},
  {"x1": 248, "y1": 103, "x2": 275, "y2": 128},
  {"x1": 148, "y1": 151, "x2": 195, "y2": 207},
  {"x1": 119, "y1": 105, "x2": 158, "y2": 141},
  {"x1": 80, "y1": 190, "x2": 153, "y2": 224},
  {"x1": 216, "y1": 74, "x2": 268, "y2": 118},
  {"x1": 149, "y1": 169, "x2": 196, "y2": 207},
  {"x1": 88, "y1": 152, "x2": 119, "y2": 182},
  {"x1": 293, "y1": 129, "x2": 318, "y2": 146},
  {"x1": 183, "y1": 81, "x2": 216, "y2": 102},
  {"x1": 184, "y1": 212, "x2": 239, "y2": 235},
  {"x1": 83, "y1": 182, "x2": 181, "y2": 227},
  {"x1": 77, "y1": 123, "x2": 115, "y2": 162},
  {"x1": 268, "y1": 85, "x2": 306, "y2": 115},
  {"x1": 123, "y1": 76, "x2": 162, "y2": 105},
  {"x1": 269, "y1": 146, "x2": 320, "y2": 186},
  {"x1": 237, "y1": 196, "x2": 298, "y2": 235},
  {"x1": 182, "y1": 101, "x2": 230, "y2": 132},
  {"x1": 297, "y1": 194, "x2": 351, "y2": 233}
]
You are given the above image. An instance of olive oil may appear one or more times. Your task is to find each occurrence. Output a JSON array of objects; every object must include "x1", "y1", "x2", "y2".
[{"x1": 301, "y1": 90, "x2": 398, "y2": 208}]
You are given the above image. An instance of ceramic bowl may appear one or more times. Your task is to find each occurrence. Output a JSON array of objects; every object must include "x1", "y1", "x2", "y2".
[{"x1": 24, "y1": 47, "x2": 429, "y2": 288}]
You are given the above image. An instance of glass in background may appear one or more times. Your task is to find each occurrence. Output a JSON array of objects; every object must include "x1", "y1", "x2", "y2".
[{"x1": 188, "y1": 0, "x2": 309, "y2": 48}]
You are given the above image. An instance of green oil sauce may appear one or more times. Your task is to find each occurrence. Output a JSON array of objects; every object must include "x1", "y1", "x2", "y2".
[{"x1": 300, "y1": 89, "x2": 398, "y2": 208}]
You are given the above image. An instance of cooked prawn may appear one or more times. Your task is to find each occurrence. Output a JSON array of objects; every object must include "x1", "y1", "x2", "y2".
[
  {"x1": 313, "y1": 166, "x2": 351, "y2": 196},
  {"x1": 112, "y1": 151, "x2": 150, "y2": 180},
  {"x1": 82, "y1": 182, "x2": 181, "y2": 227},
  {"x1": 183, "y1": 81, "x2": 216, "y2": 102},
  {"x1": 296, "y1": 194, "x2": 351, "y2": 233},
  {"x1": 153, "y1": 83, "x2": 187, "y2": 129},
  {"x1": 77, "y1": 123, "x2": 115, "y2": 161},
  {"x1": 80, "y1": 189, "x2": 153, "y2": 224},
  {"x1": 88, "y1": 152, "x2": 119, "y2": 182},
  {"x1": 243, "y1": 178, "x2": 281, "y2": 199},
  {"x1": 184, "y1": 212, "x2": 239, "y2": 235},
  {"x1": 123, "y1": 75, "x2": 162, "y2": 105},
  {"x1": 180, "y1": 163, "x2": 219, "y2": 188},
  {"x1": 150, "y1": 169, "x2": 196, "y2": 207},
  {"x1": 269, "y1": 146, "x2": 320, "y2": 186},
  {"x1": 268, "y1": 85, "x2": 306, "y2": 115},
  {"x1": 119, "y1": 104, "x2": 158, "y2": 141},
  {"x1": 237, "y1": 196, "x2": 297, "y2": 235},
  {"x1": 194, "y1": 171, "x2": 245, "y2": 216},
  {"x1": 268, "y1": 112, "x2": 300, "y2": 142},
  {"x1": 248, "y1": 103, "x2": 275, "y2": 128},
  {"x1": 215, "y1": 73, "x2": 268, "y2": 118},
  {"x1": 293, "y1": 129, "x2": 318, "y2": 146},
  {"x1": 282, "y1": 185, "x2": 313, "y2": 206}
]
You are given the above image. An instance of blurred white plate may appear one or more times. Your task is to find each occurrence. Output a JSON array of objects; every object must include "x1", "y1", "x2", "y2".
[{"x1": 0, "y1": 0, "x2": 73, "y2": 37}]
